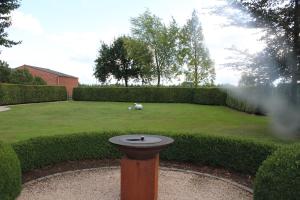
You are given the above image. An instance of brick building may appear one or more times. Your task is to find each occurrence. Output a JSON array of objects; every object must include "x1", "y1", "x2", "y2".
[{"x1": 17, "y1": 65, "x2": 79, "y2": 97}]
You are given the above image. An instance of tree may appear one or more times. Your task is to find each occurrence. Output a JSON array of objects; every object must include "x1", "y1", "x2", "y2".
[
  {"x1": 0, "y1": 60, "x2": 11, "y2": 82},
  {"x1": 94, "y1": 43, "x2": 112, "y2": 84},
  {"x1": 0, "y1": 0, "x2": 21, "y2": 50},
  {"x1": 239, "y1": 73, "x2": 260, "y2": 87},
  {"x1": 32, "y1": 76, "x2": 47, "y2": 85},
  {"x1": 9, "y1": 68, "x2": 33, "y2": 84},
  {"x1": 124, "y1": 37, "x2": 154, "y2": 85},
  {"x1": 131, "y1": 10, "x2": 182, "y2": 86},
  {"x1": 8, "y1": 68, "x2": 46, "y2": 85},
  {"x1": 180, "y1": 10, "x2": 215, "y2": 87},
  {"x1": 224, "y1": 46, "x2": 279, "y2": 86},
  {"x1": 232, "y1": 0, "x2": 300, "y2": 103},
  {"x1": 94, "y1": 37, "x2": 139, "y2": 87}
]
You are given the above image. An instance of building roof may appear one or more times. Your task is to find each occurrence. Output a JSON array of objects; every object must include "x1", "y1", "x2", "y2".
[{"x1": 19, "y1": 65, "x2": 78, "y2": 79}]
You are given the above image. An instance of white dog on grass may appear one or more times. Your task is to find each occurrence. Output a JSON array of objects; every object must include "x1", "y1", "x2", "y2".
[{"x1": 128, "y1": 103, "x2": 143, "y2": 110}]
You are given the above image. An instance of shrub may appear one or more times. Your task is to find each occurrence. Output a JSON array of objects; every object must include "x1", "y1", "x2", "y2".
[
  {"x1": 0, "y1": 142, "x2": 21, "y2": 200},
  {"x1": 73, "y1": 87, "x2": 227, "y2": 105},
  {"x1": 12, "y1": 131, "x2": 278, "y2": 174},
  {"x1": 160, "y1": 133, "x2": 277, "y2": 174},
  {"x1": 254, "y1": 145, "x2": 300, "y2": 200},
  {"x1": 12, "y1": 132, "x2": 122, "y2": 172},
  {"x1": 0, "y1": 83, "x2": 67, "y2": 105},
  {"x1": 12, "y1": 131, "x2": 300, "y2": 199}
]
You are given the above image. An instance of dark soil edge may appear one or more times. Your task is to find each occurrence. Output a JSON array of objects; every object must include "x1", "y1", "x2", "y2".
[{"x1": 22, "y1": 159, "x2": 254, "y2": 188}]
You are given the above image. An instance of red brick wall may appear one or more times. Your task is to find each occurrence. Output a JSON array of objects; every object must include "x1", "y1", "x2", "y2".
[
  {"x1": 58, "y1": 76, "x2": 79, "y2": 97},
  {"x1": 18, "y1": 66, "x2": 79, "y2": 97},
  {"x1": 18, "y1": 66, "x2": 59, "y2": 85}
]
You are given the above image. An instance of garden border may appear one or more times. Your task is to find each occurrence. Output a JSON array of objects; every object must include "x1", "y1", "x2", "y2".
[{"x1": 0, "y1": 131, "x2": 298, "y2": 199}]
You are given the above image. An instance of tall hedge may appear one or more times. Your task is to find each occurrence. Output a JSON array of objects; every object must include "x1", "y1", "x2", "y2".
[
  {"x1": 0, "y1": 83, "x2": 67, "y2": 105},
  {"x1": 73, "y1": 87, "x2": 227, "y2": 105},
  {"x1": 225, "y1": 85, "x2": 300, "y2": 114},
  {"x1": 193, "y1": 88, "x2": 227, "y2": 105},
  {"x1": 0, "y1": 142, "x2": 21, "y2": 200},
  {"x1": 226, "y1": 92, "x2": 264, "y2": 114}
]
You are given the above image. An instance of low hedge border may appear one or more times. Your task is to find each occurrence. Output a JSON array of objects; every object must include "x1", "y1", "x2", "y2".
[
  {"x1": 0, "y1": 142, "x2": 21, "y2": 200},
  {"x1": 0, "y1": 83, "x2": 67, "y2": 105},
  {"x1": 1, "y1": 131, "x2": 298, "y2": 199},
  {"x1": 12, "y1": 131, "x2": 278, "y2": 174}
]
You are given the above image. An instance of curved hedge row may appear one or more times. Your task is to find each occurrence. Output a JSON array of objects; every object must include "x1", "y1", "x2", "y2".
[
  {"x1": 0, "y1": 142, "x2": 21, "y2": 200},
  {"x1": 73, "y1": 87, "x2": 227, "y2": 105},
  {"x1": 1, "y1": 131, "x2": 298, "y2": 199},
  {"x1": 254, "y1": 145, "x2": 300, "y2": 200},
  {"x1": 0, "y1": 83, "x2": 67, "y2": 105},
  {"x1": 12, "y1": 131, "x2": 277, "y2": 174}
]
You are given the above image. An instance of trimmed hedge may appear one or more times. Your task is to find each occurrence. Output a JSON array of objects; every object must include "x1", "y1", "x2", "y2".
[
  {"x1": 7, "y1": 131, "x2": 300, "y2": 199},
  {"x1": 225, "y1": 85, "x2": 300, "y2": 114},
  {"x1": 12, "y1": 132, "x2": 121, "y2": 172},
  {"x1": 0, "y1": 142, "x2": 21, "y2": 200},
  {"x1": 193, "y1": 88, "x2": 227, "y2": 105},
  {"x1": 226, "y1": 92, "x2": 263, "y2": 114},
  {"x1": 225, "y1": 87, "x2": 268, "y2": 115},
  {"x1": 254, "y1": 145, "x2": 300, "y2": 200},
  {"x1": 73, "y1": 87, "x2": 227, "y2": 105},
  {"x1": 160, "y1": 134, "x2": 278, "y2": 174},
  {"x1": 12, "y1": 131, "x2": 277, "y2": 174},
  {"x1": 0, "y1": 83, "x2": 67, "y2": 105}
]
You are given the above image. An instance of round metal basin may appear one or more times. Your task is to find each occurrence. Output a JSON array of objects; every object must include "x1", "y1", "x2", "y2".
[{"x1": 109, "y1": 135, "x2": 174, "y2": 159}]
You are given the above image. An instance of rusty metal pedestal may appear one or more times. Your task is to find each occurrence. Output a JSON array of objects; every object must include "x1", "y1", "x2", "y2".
[{"x1": 109, "y1": 135, "x2": 174, "y2": 200}]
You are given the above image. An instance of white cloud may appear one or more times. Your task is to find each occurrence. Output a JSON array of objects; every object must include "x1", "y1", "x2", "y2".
[
  {"x1": 2, "y1": 0, "x2": 266, "y2": 85},
  {"x1": 10, "y1": 11, "x2": 44, "y2": 35}
]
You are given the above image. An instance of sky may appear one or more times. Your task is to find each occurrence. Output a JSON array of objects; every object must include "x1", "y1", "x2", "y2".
[{"x1": 0, "y1": 0, "x2": 265, "y2": 85}]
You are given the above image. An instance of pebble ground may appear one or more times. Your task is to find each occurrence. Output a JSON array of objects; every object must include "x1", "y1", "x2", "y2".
[{"x1": 18, "y1": 167, "x2": 252, "y2": 200}]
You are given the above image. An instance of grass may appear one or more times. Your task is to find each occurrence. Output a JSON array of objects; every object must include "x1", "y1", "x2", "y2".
[
  {"x1": 0, "y1": 101, "x2": 278, "y2": 143},
  {"x1": 0, "y1": 101, "x2": 292, "y2": 142}
]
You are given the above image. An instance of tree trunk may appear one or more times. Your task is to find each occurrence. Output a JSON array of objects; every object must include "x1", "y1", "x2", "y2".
[
  {"x1": 155, "y1": 51, "x2": 161, "y2": 87},
  {"x1": 124, "y1": 77, "x2": 128, "y2": 87},
  {"x1": 193, "y1": 41, "x2": 198, "y2": 88},
  {"x1": 291, "y1": 0, "x2": 300, "y2": 104},
  {"x1": 194, "y1": 65, "x2": 198, "y2": 88}
]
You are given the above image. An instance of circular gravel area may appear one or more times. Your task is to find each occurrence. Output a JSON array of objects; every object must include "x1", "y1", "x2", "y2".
[{"x1": 18, "y1": 167, "x2": 252, "y2": 200}]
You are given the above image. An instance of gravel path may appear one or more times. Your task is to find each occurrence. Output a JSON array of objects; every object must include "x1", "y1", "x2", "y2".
[
  {"x1": 0, "y1": 106, "x2": 10, "y2": 112},
  {"x1": 18, "y1": 167, "x2": 252, "y2": 200}
]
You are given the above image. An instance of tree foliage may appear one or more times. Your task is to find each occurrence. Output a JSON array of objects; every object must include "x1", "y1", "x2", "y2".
[
  {"x1": 0, "y1": 0, "x2": 21, "y2": 50},
  {"x1": 180, "y1": 10, "x2": 215, "y2": 87},
  {"x1": 131, "y1": 10, "x2": 182, "y2": 86},
  {"x1": 9, "y1": 68, "x2": 46, "y2": 85},
  {"x1": 225, "y1": 46, "x2": 279, "y2": 86},
  {"x1": 0, "y1": 60, "x2": 11, "y2": 82},
  {"x1": 123, "y1": 37, "x2": 154, "y2": 85},
  {"x1": 94, "y1": 37, "x2": 153, "y2": 87},
  {"x1": 230, "y1": 0, "x2": 300, "y2": 102},
  {"x1": 9, "y1": 68, "x2": 33, "y2": 84},
  {"x1": 0, "y1": 63, "x2": 47, "y2": 85}
]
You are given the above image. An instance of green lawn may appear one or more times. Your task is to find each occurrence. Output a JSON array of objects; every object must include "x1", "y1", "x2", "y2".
[{"x1": 0, "y1": 101, "x2": 275, "y2": 143}]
